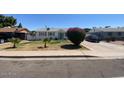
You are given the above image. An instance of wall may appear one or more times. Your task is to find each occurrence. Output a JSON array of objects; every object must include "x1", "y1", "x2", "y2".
[
  {"x1": 88, "y1": 31, "x2": 124, "y2": 41},
  {"x1": 27, "y1": 31, "x2": 67, "y2": 40}
]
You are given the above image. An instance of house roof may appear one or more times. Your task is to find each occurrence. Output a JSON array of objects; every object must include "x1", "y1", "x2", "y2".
[
  {"x1": 0, "y1": 27, "x2": 29, "y2": 33},
  {"x1": 36, "y1": 28, "x2": 68, "y2": 32},
  {"x1": 90, "y1": 27, "x2": 124, "y2": 32}
]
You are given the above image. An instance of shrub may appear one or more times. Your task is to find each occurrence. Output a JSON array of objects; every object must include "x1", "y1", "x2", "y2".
[
  {"x1": 66, "y1": 27, "x2": 86, "y2": 46},
  {"x1": 54, "y1": 38, "x2": 58, "y2": 40}
]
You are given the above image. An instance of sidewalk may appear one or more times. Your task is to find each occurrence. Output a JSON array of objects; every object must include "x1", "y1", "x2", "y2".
[
  {"x1": 0, "y1": 49, "x2": 124, "y2": 58},
  {"x1": 0, "y1": 50, "x2": 94, "y2": 58}
]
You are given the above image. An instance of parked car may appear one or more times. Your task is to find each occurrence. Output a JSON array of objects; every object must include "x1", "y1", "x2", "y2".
[{"x1": 85, "y1": 34, "x2": 100, "y2": 43}]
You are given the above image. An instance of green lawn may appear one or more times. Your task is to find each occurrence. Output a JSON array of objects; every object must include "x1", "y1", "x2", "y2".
[{"x1": 0, "y1": 40, "x2": 89, "y2": 51}]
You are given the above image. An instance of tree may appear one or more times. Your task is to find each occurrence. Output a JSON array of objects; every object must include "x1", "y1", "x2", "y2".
[
  {"x1": 9, "y1": 38, "x2": 21, "y2": 48},
  {"x1": 84, "y1": 28, "x2": 91, "y2": 33},
  {"x1": 4, "y1": 16, "x2": 17, "y2": 27},
  {"x1": 0, "y1": 15, "x2": 5, "y2": 28},
  {"x1": 45, "y1": 25, "x2": 50, "y2": 31},
  {"x1": 0, "y1": 24, "x2": 3, "y2": 28},
  {"x1": 18, "y1": 23, "x2": 23, "y2": 28},
  {"x1": 66, "y1": 27, "x2": 86, "y2": 46},
  {"x1": 105, "y1": 26, "x2": 111, "y2": 28},
  {"x1": 0, "y1": 15, "x2": 17, "y2": 28},
  {"x1": 43, "y1": 38, "x2": 51, "y2": 48}
]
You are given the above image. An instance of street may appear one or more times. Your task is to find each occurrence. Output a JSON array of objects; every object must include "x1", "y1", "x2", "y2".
[{"x1": 0, "y1": 58, "x2": 124, "y2": 78}]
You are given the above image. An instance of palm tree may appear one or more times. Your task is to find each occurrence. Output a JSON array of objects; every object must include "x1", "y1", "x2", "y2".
[
  {"x1": 43, "y1": 38, "x2": 51, "y2": 48},
  {"x1": 9, "y1": 38, "x2": 21, "y2": 48}
]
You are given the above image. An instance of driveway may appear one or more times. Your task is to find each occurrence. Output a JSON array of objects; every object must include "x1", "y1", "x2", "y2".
[{"x1": 82, "y1": 41, "x2": 124, "y2": 58}]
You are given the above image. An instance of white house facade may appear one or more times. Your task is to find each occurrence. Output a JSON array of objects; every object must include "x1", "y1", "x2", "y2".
[
  {"x1": 87, "y1": 27, "x2": 124, "y2": 40},
  {"x1": 27, "y1": 28, "x2": 68, "y2": 40}
]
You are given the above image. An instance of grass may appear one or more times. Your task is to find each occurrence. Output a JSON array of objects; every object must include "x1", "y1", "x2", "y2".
[{"x1": 0, "y1": 40, "x2": 89, "y2": 51}]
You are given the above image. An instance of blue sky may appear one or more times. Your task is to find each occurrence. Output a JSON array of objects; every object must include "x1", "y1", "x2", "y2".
[{"x1": 5, "y1": 14, "x2": 124, "y2": 30}]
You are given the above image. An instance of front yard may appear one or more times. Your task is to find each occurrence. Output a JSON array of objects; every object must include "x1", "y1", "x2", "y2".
[{"x1": 0, "y1": 40, "x2": 88, "y2": 51}]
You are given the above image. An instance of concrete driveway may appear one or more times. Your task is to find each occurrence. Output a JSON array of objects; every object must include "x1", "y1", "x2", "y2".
[{"x1": 82, "y1": 41, "x2": 124, "y2": 58}]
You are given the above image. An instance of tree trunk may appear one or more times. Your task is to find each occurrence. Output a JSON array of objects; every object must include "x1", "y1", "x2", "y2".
[
  {"x1": 13, "y1": 43, "x2": 16, "y2": 48},
  {"x1": 44, "y1": 42, "x2": 47, "y2": 48}
]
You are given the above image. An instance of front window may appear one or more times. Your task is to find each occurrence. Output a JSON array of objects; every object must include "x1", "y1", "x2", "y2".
[
  {"x1": 108, "y1": 32, "x2": 112, "y2": 36},
  {"x1": 44, "y1": 32, "x2": 47, "y2": 36},
  {"x1": 39, "y1": 32, "x2": 42, "y2": 36},
  {"x1": 118, "y1": 32, "x2": 122, "y2": 36},
  {"x1": 48, "y1": 32, "x2": 55, "y2": 36},
  {"x1": 52, "y1": 32, "x2": 55, "y2": 36}
]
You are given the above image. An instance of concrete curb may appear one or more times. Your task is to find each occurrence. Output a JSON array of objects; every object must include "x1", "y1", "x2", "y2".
[{"x1": 0, "y1": 55, "x2": 98, "y2": 58}]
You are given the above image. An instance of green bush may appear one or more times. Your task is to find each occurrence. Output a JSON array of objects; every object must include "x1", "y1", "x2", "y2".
[{"x1": 66, "y1": 27, "x2": 86, "y2": 46}]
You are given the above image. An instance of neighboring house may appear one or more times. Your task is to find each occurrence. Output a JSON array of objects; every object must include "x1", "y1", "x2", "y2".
[
  {"x1": 27, "y1": 28, "x2": 68, "y2": 40},
  {"x1": 86, "y1": 27, "x2": 124, "y2": 41},
  {"x1": 0, "y1": 27, "x2": 29, "y2": 41}
]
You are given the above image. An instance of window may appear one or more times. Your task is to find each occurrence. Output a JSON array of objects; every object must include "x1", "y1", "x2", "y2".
[
  {"x1": 39, "y1": 32, "x2": 44, "y2": 36},
  {"x1": 43, "y1": 32, "x2": 44, "y2": 36},
  {"x1": 52, "y1": 32, "x2": 55, "y2": 36},
  {"x1": 108, "y1": 32, "x2": 112, "y2": 36},
  {"x1": 39, "y1": 32, "x2": 41, "y2": 36},
  {"x1": 50, "y1": 32, "x2": 52, "y2": 36},
  {"x1": 118, "y1": 32, "x2": 122, "y2": 36},
  {"x1": 48, "y1": 32, "x2": 55, "y2": 36},
  {"x1": 48, "y1": 32, "x2": 50, "y2": 36},
  {"x1": 44, "y1": 32, "x2": 47, "y2": 36}
]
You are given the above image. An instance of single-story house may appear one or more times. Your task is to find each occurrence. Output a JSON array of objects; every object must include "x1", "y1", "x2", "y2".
[
  {"x1": 0, "y1": 27, "x2": 29, "y2": 41},
  {"x1": 27, "y1": 28, "x2": 68, "y2": 40},
  {"x1": 86, "y1": 27, "x2": 124, "y2": 41}
]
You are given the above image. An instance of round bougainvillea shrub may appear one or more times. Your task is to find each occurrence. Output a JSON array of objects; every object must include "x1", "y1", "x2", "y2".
[{"x1": 66, "y1": 27, "x2": 86, "y2": 46}]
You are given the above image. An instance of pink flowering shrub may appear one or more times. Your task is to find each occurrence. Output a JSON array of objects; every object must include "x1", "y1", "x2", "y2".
[{"x1": 66, "y1": 27, "x2": 86, "y2": 46}]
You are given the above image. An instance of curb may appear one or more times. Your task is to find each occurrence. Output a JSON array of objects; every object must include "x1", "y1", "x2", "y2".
[{"x1": 0, "y1": 55, "x2": 98, "y2": 58}]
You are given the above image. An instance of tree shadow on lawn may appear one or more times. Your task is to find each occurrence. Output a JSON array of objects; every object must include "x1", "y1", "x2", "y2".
[
  {"x1": 61, "y1": 44, "x2": 82, "y2": 50},
  {"x1": 4, "y1": 47, "x2": 16, "y2": 50},
  {"x1": 37, "y1": 46, "x2": 44, "y2": 49}
]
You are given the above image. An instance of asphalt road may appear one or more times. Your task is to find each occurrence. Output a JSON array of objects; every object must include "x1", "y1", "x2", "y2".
[{"x1": 0, "y1": 58, "x2": 124, "y2": 78}]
